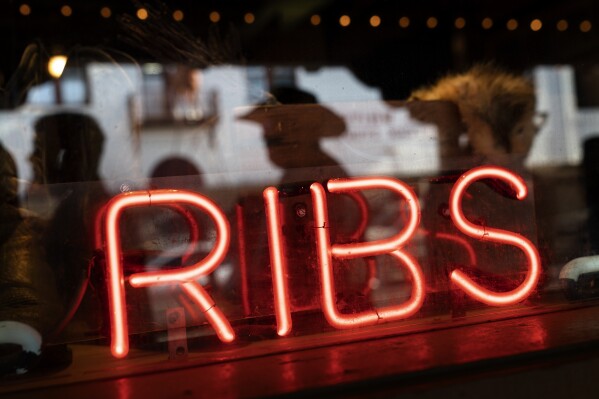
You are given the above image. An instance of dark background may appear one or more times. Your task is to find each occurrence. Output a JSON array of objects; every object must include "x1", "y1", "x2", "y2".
[{"x1": 0, "y1": 0, "x2": 598, "y2": 102}]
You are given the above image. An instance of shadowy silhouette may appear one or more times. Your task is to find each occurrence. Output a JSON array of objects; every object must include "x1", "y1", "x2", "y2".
[
  {"x1": 30, "y1": 112, "x2": 108, "y2": 340},
  {"x1": 236, "y1": 87, "x2": 370, "y2": 316}
]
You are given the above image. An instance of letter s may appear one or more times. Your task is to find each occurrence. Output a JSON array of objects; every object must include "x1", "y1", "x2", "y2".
[{"x1": 449, "y1": 166, "x2": 541, "y2": 306}]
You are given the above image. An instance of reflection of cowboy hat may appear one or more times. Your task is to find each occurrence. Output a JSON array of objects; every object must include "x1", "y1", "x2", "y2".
[{"x1": 238, "y1": 87, "x2": 346, "y2": 139}]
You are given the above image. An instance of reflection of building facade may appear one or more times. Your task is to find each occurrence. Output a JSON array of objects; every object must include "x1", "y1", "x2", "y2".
[{"x1": 5, "y1": 64, "x2": 599, "y2": 191}]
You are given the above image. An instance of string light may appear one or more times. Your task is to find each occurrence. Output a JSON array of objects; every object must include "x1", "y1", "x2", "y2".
[
  {"x1": 19, "y1": 4, "x2": 31, "y2": 16},
  {"x1": 557, "y1": 19, "x2": 568, "y2": 31},
  {"x1": 426, "y1": 17, "x2": 438, "y2": 29},
  {"x1": 482, "y1": 17, "x2": 493, "y2": 29},
  {"x1": 14, "y1": 6, "x2": 593, "y2": 38},
  {"x1": 370, "y1": 15, "x2": 381, "y2": 27},
  {"x1": 173, "y1": 10, "x2": 184, "y2": 22},
  {"x1": 100, "y1": 6, "x2": 111, "y2": 18},
  {"x1": 60, "y1": 5, "x2": 72, "y2": 17},
  {"x1": 580, "y1": 20, "x2": 592, "y2": 32},
  {"x1": 209, "y1": 11, "x2": 220, "y2": 23},
  {"x1": 507, "y1": 19, "x2": 518, "y2": 30},
  {"x1": 244, "y1": 12, "x2": 255, "y2": 24},
  {"x1": 339, "y1": 15, "x2": 351, "y2": 27},
  {"x1": 530, "y1": 19, "x2": 542, "y2": 31},
  {"x1": 136, "y1": 8, "x2": 148, "y2": 20}
]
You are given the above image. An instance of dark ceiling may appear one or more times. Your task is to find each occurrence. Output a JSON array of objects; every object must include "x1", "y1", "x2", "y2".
[{"x1": 1, "y1": 0, "x2": 598, "y2": 99}]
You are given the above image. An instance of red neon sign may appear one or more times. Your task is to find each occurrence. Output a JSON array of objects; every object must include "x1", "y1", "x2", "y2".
[
  {"x1": 99, "y1": 166, "x2": 540, "y2": 358},
  {"x1": 103, "y1": 189, "x2": 234, "y2": 358},
  {"x1": 448, "y1": 166, "x2": 541, "y2": 306},
  {"x1": 311, "y1": 177, "x2": 425, "y2": 328}
]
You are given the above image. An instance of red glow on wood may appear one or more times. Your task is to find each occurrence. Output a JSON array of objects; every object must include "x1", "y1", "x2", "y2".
[
  {"x1": 263, "y1": 187, "x2": 293, "y2": 336},
  {"x1": 235, "y1": 204, "x2": 252, "y2": 317},
  {"x1": 341, "y1": 191, "x2": 374, "y2": 296},
  {"x1": 311, "y1": 178, "x2": 425, "y2": 329},
  {"x1": 94, "y1": 204, "x2": 105, "y2": 251},
  {"x1": 344, "y1": 191, "x2": 370, "y2": 241},
  {"x1": 434, "y1": 232, "x2": 477, "y2": 266},
  {"x1": 449, "y1": 166, "x2": 541, "y2": 306},
  {"x1": 103, "y1": 189, "x2": 234, "y2": 358},
  {"x1": 362, "y1": 257, "x2": 377, "y2": 296}
]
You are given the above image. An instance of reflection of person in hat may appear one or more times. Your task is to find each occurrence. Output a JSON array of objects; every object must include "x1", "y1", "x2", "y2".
[
  {"x1": 240, "y1": 87, "x2": 371, "y2": 310},
  {"x1": 241, "y1": 86, "x2": 347, "y2": 184}
]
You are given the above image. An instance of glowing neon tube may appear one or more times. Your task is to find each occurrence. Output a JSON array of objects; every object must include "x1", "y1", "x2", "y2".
[
  {"x1": 127, "y1": 191, "x2": 230, "y2": 287},
  {"x1": 263, "y1": 187, "x2": 292, "y2": 336},
  {"x1": 311, "y1": 180, "x2": 425, "y2": 329},
  {"x1": 448, "y1": 166, "x2": 541, "y2": 306},
  {"x1": 96, "y1": 202, "x2": 201, "y2": 262}
]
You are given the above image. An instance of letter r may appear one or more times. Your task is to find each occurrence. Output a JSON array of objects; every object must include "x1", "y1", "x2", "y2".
[{"x1": 103, "y1": 189, "x2": 234, "y2": 358}]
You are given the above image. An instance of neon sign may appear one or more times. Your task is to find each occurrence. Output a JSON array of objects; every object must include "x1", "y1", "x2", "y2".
[
  {"x1": 448, "y1": 166, "x2": 541, "y2": 306},
  {"x1": 101, "y1": 166, "x2": 541, "y2": 358},
  {"x1": 103, "y1": 190, "x2": 234, "y2": 358}
]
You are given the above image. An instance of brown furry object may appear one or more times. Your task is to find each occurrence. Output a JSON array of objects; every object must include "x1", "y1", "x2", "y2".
[{"x1": 409, "y1": 65, "x2": 537, "y2": 160}]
